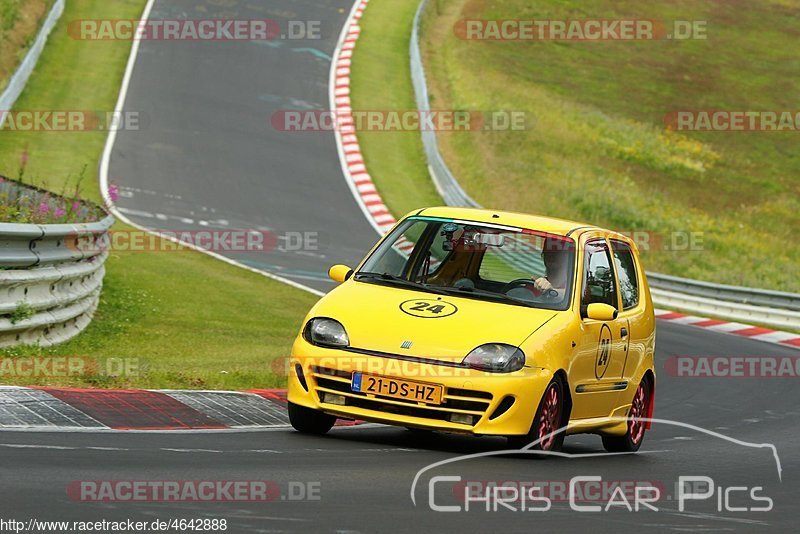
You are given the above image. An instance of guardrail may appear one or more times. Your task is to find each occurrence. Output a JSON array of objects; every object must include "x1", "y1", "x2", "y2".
[
  {"x1": 0, "y1": 217, "x2": 112, "y2": 348},
  {"x1": 1, "y1": 179, "x2": 113, "y2": 348},
  {"x1": 649, "y1": 288, "x2": 800, "y2": 331},
  {"x1": 409, "y1": 0, "x2": 799, "y2": 331},
  {"x1": 410, "y1": 1, "x2": 479, "y2": 210},
  {"x1": 646, "y1": 273, "x2": 800, "y2": 312},
  {"x1": 0, "y1": 0, "x2": 111, "y2": 348},
  {"x1": 0, "y1": 0, "x2": 65, "y2": 127}
]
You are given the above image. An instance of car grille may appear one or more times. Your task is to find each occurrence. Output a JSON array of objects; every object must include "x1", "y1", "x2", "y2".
[{"x1": 310, "y1": 366, "x2": 493, "y2": 426}]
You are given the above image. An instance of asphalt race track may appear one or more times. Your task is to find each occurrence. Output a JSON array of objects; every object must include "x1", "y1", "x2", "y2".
[
  {"x1": 2, "y1": 324, "x2": 799, "y2": 533},
  {"x1": 108, "y1": 0, "x2": 378, "y2": 291},
  {"x1": 1, "y1": 0, "x2": 798, "y2": 532}
]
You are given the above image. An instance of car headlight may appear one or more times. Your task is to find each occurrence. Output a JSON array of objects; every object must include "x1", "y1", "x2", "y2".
[
  {"x1": 462, "y1": 343, "x2": 525, "y2": 373},
  {"x1": 304, "y1": 318, "x2": 350, "y2": 348}
]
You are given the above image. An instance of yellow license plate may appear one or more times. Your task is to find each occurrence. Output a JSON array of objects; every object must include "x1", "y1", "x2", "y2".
[{"x1": 351, "y1": 373, "x2": 443, "y2": 405}]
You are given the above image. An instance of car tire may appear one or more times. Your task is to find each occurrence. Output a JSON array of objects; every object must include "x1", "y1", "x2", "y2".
[
  {"x1": 602, "y1": 378, "x2": 651, "y2": 453},
  {"x1": 507, "y1": 377, "x2": 566, "y2": 454},
  {"x1": 288, "y1": 401, "x2": 336, "y2": 435}
]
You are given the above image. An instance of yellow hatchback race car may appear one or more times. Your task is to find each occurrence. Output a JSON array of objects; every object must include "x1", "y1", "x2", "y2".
[{"x1": 287, "y1": 207, "x2": 656, "y2": 453}]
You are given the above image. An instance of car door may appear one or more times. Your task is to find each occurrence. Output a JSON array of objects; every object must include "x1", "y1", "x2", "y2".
[
  {"x1": 609, "y1": 238, "x2": 652, "y2": 390},
  {"x1": 569, "y1": 237, "x2": 630, "y2": 420}
]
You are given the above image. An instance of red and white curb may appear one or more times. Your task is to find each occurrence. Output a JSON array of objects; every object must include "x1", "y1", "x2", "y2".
[
  {"x1": 331, "y1": 0, "x2": 400, "y2": 238},
  {"x1": 654, "y1": 309, "x2": 800, "y2": 349},
  {"x1": 0, "y1": 387, "x2": 362, "y2": 430}
]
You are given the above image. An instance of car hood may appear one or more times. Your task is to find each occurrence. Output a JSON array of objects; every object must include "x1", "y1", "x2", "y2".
[{"x1": 309, "y1": 280, "x2": 559, "y2": 363}]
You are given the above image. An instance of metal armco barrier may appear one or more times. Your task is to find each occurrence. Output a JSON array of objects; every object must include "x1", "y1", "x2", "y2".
[
  {"x1": 410, "y1": 0, "x2": 799, "y2": 331},
  {"x1": 0, "y1": 0, "x2": 65, "y2": 127},
  {"x1": 0, "y1": 217, "x2": 113, "y2": 348},
  {"x1": 410, "y1": 0, "x2": 479, "y2": 210},
  {"x1": 646, "y1": 272, "x2": 800, "y2": 312},
  {"x1": 650, "y1": 288, "x2": 800, "y2": 331}
]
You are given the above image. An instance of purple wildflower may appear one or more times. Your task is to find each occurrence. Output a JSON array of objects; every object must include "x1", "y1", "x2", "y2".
[
  {"x1": 38, "y1": 202, "x2": 50, "y2": 214},
  {"x1": 54, "y1": 207, "x2": 66, "y2": 218}
]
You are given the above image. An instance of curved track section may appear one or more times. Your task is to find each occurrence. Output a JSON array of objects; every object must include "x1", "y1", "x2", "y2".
[
  {"x1": 1, "y1": 0, "x2": 798, "y2": 532},
  {"x1": 107, "y1": 0, "x2": 378, "y2": 292}
]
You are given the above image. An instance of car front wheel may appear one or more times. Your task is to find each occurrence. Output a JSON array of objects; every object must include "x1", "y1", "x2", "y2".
[
  {"x1": 507, "y1": 377, "x2": 566, "y2": 454},
  {"x1": 288, "y1": 401, "x2": 336, "y2": 435}
]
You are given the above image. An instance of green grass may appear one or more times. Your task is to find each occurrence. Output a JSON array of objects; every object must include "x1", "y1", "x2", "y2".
[
  {"x1": 0, "y1": 0, "x2": 319, "y2": 389},
  {"x1": 0, "y1": 0, "x2": 141, "y2": 200},
  {"x1": 0, "y1": 0, "x2": 54, "y2": 89},
  {"x1": 1, "y1": 247, "x2": 317, "y2": 389},
  {"x1": 352, "y1": 0, "x2": 800, "y2": 292}
]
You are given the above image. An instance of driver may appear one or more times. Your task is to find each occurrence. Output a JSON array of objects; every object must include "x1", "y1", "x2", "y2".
[{"x1": 531, "y1": 238, "x2": 569, "y2": 298}]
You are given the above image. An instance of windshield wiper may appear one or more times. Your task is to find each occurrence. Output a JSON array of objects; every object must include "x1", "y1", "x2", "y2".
[
  {"x1": 436, "y1": 286, "x2": 536, "y2": 308},
  {"x1": 354, "y1": 272, "x2": 450, "y2": 296}
]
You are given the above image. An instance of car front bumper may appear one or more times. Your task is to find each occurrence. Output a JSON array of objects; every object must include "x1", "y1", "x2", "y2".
[{"x1": 287, "y1": 338, "x2": 553, "y2": 436}]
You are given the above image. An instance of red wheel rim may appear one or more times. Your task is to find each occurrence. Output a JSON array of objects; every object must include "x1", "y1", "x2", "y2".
[
  {"x1": 628, "y1": 382, "x2": 648, "y2": 445},
  {"x1": 538, "y1": 383, "x2": 562, "y2": 450}
]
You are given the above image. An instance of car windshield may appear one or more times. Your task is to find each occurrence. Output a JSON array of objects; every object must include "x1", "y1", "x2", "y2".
[{"x1": 356, "y1": 216, "x2": 576, "y2": 310}]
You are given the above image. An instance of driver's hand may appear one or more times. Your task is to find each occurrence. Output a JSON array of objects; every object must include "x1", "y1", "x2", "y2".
[{"x1": 533, "y1": 277, "x2": 553, "y2": 292}]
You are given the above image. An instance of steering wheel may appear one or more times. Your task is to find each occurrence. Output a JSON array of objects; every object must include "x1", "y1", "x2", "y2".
[{"x1": 501, "y1": 279, "x2": 559, "y2": 299}]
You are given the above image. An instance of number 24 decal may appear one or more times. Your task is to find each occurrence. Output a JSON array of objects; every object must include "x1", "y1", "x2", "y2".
[
  {"x1": 400, "y1": 299, "x2": 458, "y2": 318},
  {"x1": 409, "y1": 302, "x2": 446, "y2": 314}
]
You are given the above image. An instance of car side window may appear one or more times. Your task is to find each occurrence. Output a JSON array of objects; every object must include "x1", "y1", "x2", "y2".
[
  {"x1": 581, "y1": 240, "x2": 618, "y2": 309},
  {"x1": 610, "y1": 240, "x2": 639, "y2": 310}
]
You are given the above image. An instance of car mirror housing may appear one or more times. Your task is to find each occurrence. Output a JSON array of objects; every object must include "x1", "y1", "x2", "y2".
[
  {"x1": 328, "y1": 264, "x2": 354, "y2": 283},
  {"x1": 584, "y1": 303, "x2": 618, "y2": 321}
]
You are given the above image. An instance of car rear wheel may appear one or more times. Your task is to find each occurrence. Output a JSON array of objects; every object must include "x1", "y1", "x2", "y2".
[
  {"x1": 288, "y1": 401, "x2": 336, "y2": 435},
  {"x1": 507, "y1": 377, "x2": 565, "y2": 454},
  {"x1": 602, "y1": 379, "x2": 651, "y2": 453}
]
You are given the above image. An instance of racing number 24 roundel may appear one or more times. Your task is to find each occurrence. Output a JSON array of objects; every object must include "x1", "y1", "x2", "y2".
[
  {"x1": 595, "y1": 323, "x2": 613, "y2": 379},
  {"x1": 399, "y1": 299, "x2": 458, "y2": 318}
]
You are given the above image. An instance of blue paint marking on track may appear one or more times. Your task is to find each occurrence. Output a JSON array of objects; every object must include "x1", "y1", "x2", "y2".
[{"x1": 252, "y1": 40, "x2": 332, "y2": 61}]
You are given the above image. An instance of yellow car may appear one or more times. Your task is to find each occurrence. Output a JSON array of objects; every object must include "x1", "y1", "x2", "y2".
[{"x1": 287, "y1": 207, "x2": 656, "y2": 453}]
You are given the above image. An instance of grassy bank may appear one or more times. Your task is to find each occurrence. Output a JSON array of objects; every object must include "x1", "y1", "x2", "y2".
[
  {"x1": 0, "y1": 0, "x2": 54, "y2": 89},
  {"x1": 0, "y1": 0, "x2": 318, "y2": 389},
  {"x1": 351, "y1": 0, "x2": 799, "y2": 292}
]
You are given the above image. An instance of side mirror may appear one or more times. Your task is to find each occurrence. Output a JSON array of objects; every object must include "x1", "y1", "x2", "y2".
[
  {"x1": 328, "y1": 264, "x2": 353, "y2": 283},
  {"x1": 584, "y1": 303, "x2": 618, "y2": 321}
]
